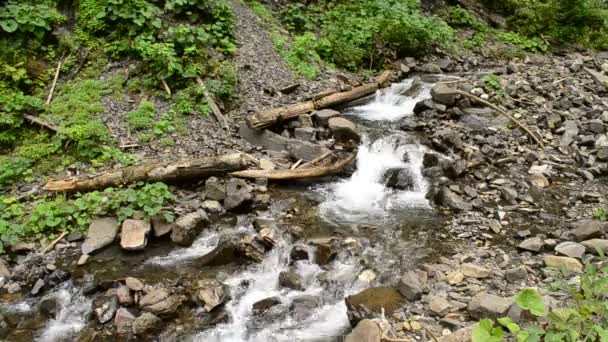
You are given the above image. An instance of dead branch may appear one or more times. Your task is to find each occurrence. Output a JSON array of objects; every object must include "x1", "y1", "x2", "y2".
[
  {"x1": 196, "y1": 77, "x2": 231, "y2": 131},
  {"x1": 46, "y1": 60, "x2": 63, "y2": 105},
  {"x1": 230, "y1": 153, "x2": 355, "y2": 180},
  {"x1": 41, "y1": 231, "x2": 67, "y2": 254},
  {"x1": 298, "y1": 151, "x2": 334, "y2": 169},
  {"x1": 161, "y1": 79, "x2": 172, "y2": 96},
  {"x1": 23, "y1": 114, "x2": 58, "y2": 132}
]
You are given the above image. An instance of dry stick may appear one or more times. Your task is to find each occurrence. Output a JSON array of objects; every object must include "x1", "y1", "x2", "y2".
[
  {"x1": 41, "y1": 231, "x2": 67, "y2": 254},
  {"x1": 196, "y1": 77, "x2": 230, "y2": 131},
  {"x1": 23, "y1": 114, "x2": 58, "y2": 132},
  {"x1": 161, "y1": 79, "x2": 172, "y2": 96},
  {"x1": 290, "y1": 159, "x2": 303, "y2": 170},
  {"x1": 46, "y1": 60, "x2": 63, "y2": 105},
  {"x1": 298, "y1": 151, "x2": 335, "y2": 169},
  {"x1": 453, "y1": 89, "x2": 545, "y2": 148}
]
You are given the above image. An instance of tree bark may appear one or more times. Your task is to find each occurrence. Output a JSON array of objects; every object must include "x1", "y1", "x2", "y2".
[
  {"x1": 246, "y1": 70, "x2": 394, "y2": 129},
  {"x1": 43, "y1": 153, "x2": 248, "y2": 192},
  {"x1": 230, "y1": 153, "x2": 355, "y2": 180}
]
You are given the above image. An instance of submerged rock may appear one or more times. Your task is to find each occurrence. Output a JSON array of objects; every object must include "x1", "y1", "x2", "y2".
[
  {"x1": 82, "y1": 217, "x2": 119, "y2": 255},
  {"x1": 279, "y1": 271, "x2": 304, "y2": 291},
  {"x1": 345, "y1": 287, "x2": 404, "y2": 326},
  {"x1": 252, "y1": 297, "x2": 281, "y2": 316},
  {"x1": 383, "y1": 168, "x2": 414, "y2": 190}
]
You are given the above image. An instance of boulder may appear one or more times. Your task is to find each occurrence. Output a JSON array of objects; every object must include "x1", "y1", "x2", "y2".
[
  {"x1": 543, "y1": 255, "x2": 583, "y2": 273},
  {"x1": 139, "y1": 289, "x2": 184, "y2": 316},
  {"x1": 398, "y1": 271, "x2": 424, "y2": 301},
  {"x1": 151, "y1": 216, "x2": 174, "y2": 237},
  {"x1": 467, "y1": 292, "x2": 512, "y2": 319},
  {"x1": 196, "y1": 279, "x2": 227, "y2": 312},
  {"x1": 289, "y1": 245, "x2": 309, "y2": 263},
  {"x1": 279, "y1": 271, "x2": 304, "y2": 291},
  {"x1": 94, "y1": 291, "x2": 118, "y2": 324},
  {"x1": 518, "y1": 237, "x2": 544, "y2": 252},
  {"x1": 252, "y1": 297, "x2": 281, "y2": 316},
  {"x1": 461, "y1": 263, "x2": 491, "y2": 278},
  {"x1": 205, "y1": 177, "x2": 226, "y2": 201},
  {"x1": 39, "y1": 296, "x2": 58, "y2": 319},
  {"x1": 554, "y1": 241, "x2": 585, "y2": 258},
  {"x1": 571, "y1": 220, "x2": 607, "y2": 241},
  {"x1": 82, "y1": 218, "x2": 119, "y2": 255},
  {"x1": 581, "y1": 239, "x2": 608, "y2": 254},
  {"x1": 224, "y1": 178, "x2": 253, "y2": 211},
  {"x1": 345, "y1": 287, "x2": 404, "y2": 326},
  {"x1": 431, "y1": 84, "x2": 457, "y2": 105},
  {"x1": 132, "y1": 312, "x2": 161, "y2": 336},
  {"x1": 120, "y1": 219, "x2": 151, "y2": 251},
  {"x1": 312, "y1": 109, "x2": 341, "y2": 126},
  {"x1": 313, "y1": 242, "x2": 337, "y2": 266},
  {"x1": 199, "y1": 237, "x2": 240, "y2": 267},
  {"x1": 170, "y1": 211, "x2": 209, "y2": 246},
  {"x1": 114, "y1": 308, "x2": 135, "y2": 334},
  {"x1": 345, "y1": 319, "x2": 381, "y2": 342},
  {"x1": 383, "y1": 168, "x2": 414, "y2": 190},
  {"x1": 328, "y1": 117, "x2": 360, "y2": 142}
]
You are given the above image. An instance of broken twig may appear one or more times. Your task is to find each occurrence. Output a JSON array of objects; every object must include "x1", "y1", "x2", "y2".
[
  {"x1": 46, "y1": 60, "x2": 63, "y2": 105},
  {"x1": 196, "y1": 77, "x2": 230, "y2": 131},
  {"x1": 161, "y1": 79, "x2": 172, "y2": 96},
  {"x1": 23, "y1": 114, "x2": 58, "y2": 132},
  {"x1": 41, "y1": 231, "x2": 67, "y2": 254}
]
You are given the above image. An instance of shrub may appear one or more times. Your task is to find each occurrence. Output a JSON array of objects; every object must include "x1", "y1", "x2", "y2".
[
  {"x1": 127, "y1": 100, "x2": 156, "y2": 130},
  {"x1": 497, "y1": 32, "x2": 547, "y2": 52},
  {"x1": 284, "y1": 33, "x2": 322, "y2": 79},
  {"x1": 0, "y1": 156, "x2": 32, "y2": 186}
]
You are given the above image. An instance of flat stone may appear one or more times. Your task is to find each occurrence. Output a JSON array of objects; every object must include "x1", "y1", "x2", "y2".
[
  {"x1": 429, "y1": 296, "x2": 451, "y2": 316},
  {"x1": 398, "y1": 271, "x2": 424, "y2": 301},
  {"x1": 294, "y1": 127, "x2": 316, "y2": 141},
  {"x1": 170, "y1": 211, "x2": 209, "y2": 246},
  {"x1": 581, "y1": 239, "x2": 608, "y2": 254},
  {"x1": 196, "y1": 279, "x2": 227, "y2": 312},
  {"x1": 132, "y1": 312, "x2": 161, "y2": 336},
  {"x1": 140, "y1": 289, "x2": 184, "y2": 316},
  {"x1": 571, "y1": 220, "x2": 607, "y2": 241},
  {"x1": 312, "y1": 109, "x2": 341, "y2": 126},
  {"x1": 151, "y1": 216, "x2": 174, "y2": 237},
  {"x1": 328, "y1": 117, "x2": 360, "y2": 142},
  {"x1": 543, "y1": 255, "x2": 583, "y2": 273},
  {"x1": 468, "y1": 292, "x2": 512, "y2": 319},
  {"x1": 518, "y1": 236, "x2": 544, "y2": 252},
  {"x1": 345, "y1": 287, "x2": 404, "y2": 326},
  {"x1": 431, "y1": 84, "x2": 457, "y2": 105},
  {"x1": 436, "y1": 187, "x2": 472, "y2": 212},
  {"x1": 461, "y1": 263, "x2": 491, "y2": 278},
  {"x1": 120, "y1": 219, "x2": 151, "y2": 251},
  {"x1": 114, "y1": 308, "x2": 135, "y2": 334},
  {"x1": 505, "y1": 266, "x2": 527, "y2": 282},
  {"x1": 82, "y1": 217, "x2": 119, "y2": 255},
  {"x1": 345, "y1": 319, "x2": 381, "y2": 342},
  {"x1": 554, "y1": 241, "x2": 585, "y2": 258},
  {"x1": 125, "y1": 277, "x2": 144, "y2": 291}
]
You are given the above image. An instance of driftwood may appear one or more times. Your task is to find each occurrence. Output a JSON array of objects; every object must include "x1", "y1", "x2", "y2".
[
  {"x1": 231, "y1": 153, "x2": 355, "y2": 180},
  {"x1": 247, "y1": 70, "x2": 394, "y2": 129},
  {"x1": 44, "y1": 153, "x2": 248, "y2": 192},
  {"x1": 196, "y1": 77, "x2": 230, "y2": 131}
]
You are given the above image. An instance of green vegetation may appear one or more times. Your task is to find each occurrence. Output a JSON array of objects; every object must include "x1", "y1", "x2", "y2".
[
  {"x1": 0, "y1": 182, "x2": 174, "y2": 253},
  {"x1": 473, "y1": 258, "x2": 608, "y2": 341},
  {"x1": 128, "y1": 100, "x2": 156, "y2": 131},
  {"x1": 482, "y1": 74, "x2": 504, "y2": 96},
  {"x1": 594, "y1": 208, "x2": 607, "y2": 221},
  {"x1": 444, "y1": 6, "x2": 490, "y2": 49},
  {"x1": 497, "y1": 32, "x2": 547, "y2": 52}
]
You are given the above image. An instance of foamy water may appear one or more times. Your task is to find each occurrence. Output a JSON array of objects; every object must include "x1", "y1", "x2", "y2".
[{"x1": 38, "y1": 281, "x2": 92, "y2": 342}]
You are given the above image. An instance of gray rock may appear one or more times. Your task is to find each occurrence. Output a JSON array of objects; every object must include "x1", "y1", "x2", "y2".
[
  {"x1": 571, "y1": 220, "x2": 607, "y2": 241},
  {"x1": 598, "y1": 147, "x2": 608, "y2": 161},
  {"x1": 279, "y1": 271, "x2": 304, "y2": 291},
  {"x1": 133, "y1": 312, "x2": 161, "y2": 336},
  {"x1": 252, "y1": 297, "x2": 281, "y2": 316},
  {"x1": 170, "y1": 211, "x2": 209, "y2": 246},
  {"x1": 120, "y1": 219, "x2": 151, "y2": 251},
  {"x1": 581, "y1": 239, "x2": 608, "y2": 254},
  {"x1": 117, "y1": 285, "x2": 133, "y2": 305},
  {"x1": 77, "y1": 254, "x2": 89, "y2": 266},
  {"x1": 398, "y1": 271, "x2": 424, "y2": 301},
  {"x1": 0, "y1": 259, "x2": 9, "y2": 278},
  {"x1": 30, "y1": 279, "x2": 45, "y2": 296},
  {"x1": 202, "y1": 200, "x2": 222, "y2": 213},
  {"x1": 505, "y1": 266, "x2": 527, "y2": 282},
  {"x1": 65, "y1": 231, "x2": 83, "y2": 242},
  {"x1": 114, "y1": 308, "x2": 135, "y2": 334},
  {"x1": 125, "y1": 277, "x2": 144, "y2": 291},
  {"x1": 431, "y1": 84, "x2": 457, "y2": 105},
  {"x1": 383, "y1": 168, "x2": 414, "y2": 190},
  {"x1": 196, "y1": 279, "x2": 227, "y2": 312},
  {"x1": 328, "y1": 117, "x2": 360, "y2": 142},
  {"x1": 312, "y1": 109, "x2": 341, "y2": 126},
  {"x1": 436, "y1": 187, "x2": 472, "y2": 212},
  {"x1": 151, "y1": 215, "x2": 174, "y2": 237},
  {"x1": 468, "y1": 292, "x2": 512, "y2": 319},
  {"x1": 588, "y1": 119, "x2": 605, "y2": 134},
  {"x1": 429, "y1": 295, "x2": 451, "y2": 316},
  {"x1": 82, "y1": 217, "x2": 119, "y2": 255},
  {"x1": 289, "y1": 295, "x2": 321, "y2": 320},
  {"x1": 420, "y1": 63, "x2": 442, "y2": 74},
  {"x1": 560, "y1": 120, "x2": 579, "y2": 146},
  {"x1": 205, "y1": 177, "x2": 226, "y2": 201},
  {"x1": 555, "y1": 241, "x2": 585, "y2": 258},
  {"x1": 518, "y1": 236, "x2": 544, "y2": 252},
  {"x1": 224, "y1": 178, "x2": 253, "y2": 211},
  {"x1": 294, "y1": 127, "x2": 316, "y2": 141},
  {"x1": 461, "y1": 263, "x2": 491, "y2": 278},
  {"x1": 290, "y1": 245, "x2": 309, "y2": 263},
  {"x1": 199, "y1": 237, "x2": 240, "y2": 266},
  {"x1": 39, "y1": 296, "x2": 58, "y2": 318},
  {"x1": 345, "y1": 319, "x2": 381, "y2": 342},
  {"x1": 139, "y1": 289, "x2": 184, "y2": 316},
  {"x1": 94, "y1": 291, "x2": 118, "y2": 324},
  {"x1": 7, "y1": 282, "x2": 21, "y2": 294}
]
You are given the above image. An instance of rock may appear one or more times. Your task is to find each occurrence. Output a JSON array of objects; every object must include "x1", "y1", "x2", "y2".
[
  {"x1": 530, "y1": 174, "x2": 550, "y2": 188},
  {"x1": 279, "y1": 271, "x2": 304, "y2": 291},
  {"x1": 420, "y1": 63, "x2": 442, "y2": 74},
  {"x1": 312, "y1": 109, "x2": 341, "y2": 126},
  {"x1": 114, "y1": 308, "x2": 135, "y2": 334},
  {"x1": 252, "y1": 297, "x2": 281, "y2": 316},
  {"x1": 436, "y1": 187, "x2": 472, "y2": 212},
  {"x1": 77, "y1": 254, "x2": 89, "y2": 266},
  {"x1": 82, "y1": 274, "x2": 98, "y2": 295},
  {"x1": 598, "y1": 147, "x2": 608, "y2": 161},
  {"x1": 468, "y1": 292, "x2": 512, "y2": 319},
  {"x1": 345, "y1": 319, "x2": 381, "y2": 342},
  {"x1": 431, "y1": 84, "x2": 457, "y2": 105},
  {"x1": 571, "y1": 220, "x2": 607, "y2": 241},
  {"x1": 0, "y1": 260, "x2": 9, "y2": 279},
  {"x1": 289, "y1": 295, "x2": 321, "y2": 320},
  {"x1": 11, "y1": 242, "x2": 36, "y2": 253},
  {"x1": 117, "y1": 285, "x2": 133, "y2": 306},
  {"x1": 82, "y1": 217, "x2": 119, "y2": 255},
  {"x1": 224, "y1": 178, "x2": 253, "y2": 211},
  {"x1": 413, "y1": 99, "x2": 434, "y2": 115},
  {"x1": 398, "y1": 271, "x2": 424, "y2": 301},
  {"x1": 328, "y1": 117, "x2": 360, "y2": 142},
  {"x1": 199, "y1": 237, "x2": 240, "y2": 266},
  {"x1": 429, "y1": 296, "x2": 451, "y2": 316},
  {"x1": 505, "y1": 266, "x2": 527, "y2": 282},
  {"x1": 170, "y1": 210, "x2": 209, "y2": 246},
  {"x1": 313, "y1": 242, "x2": 337, "y2": 266},
  {"x1": 196, "y1": 279, "x2": 227, "y2": 312},
  {"x1": 132, "y1": 312, "x2": 161, "y2": 336},
  {"x1": 125, "y1": 277, "x2": 144, "y2": 291},
  {"x1": 151, "y1": 216, "x2": 174, "y2": 237},
  {"x1": 345, "y1": 287, "x2": 404, "y2": 326},
  {"x1": 65, "y1": 231, "x2": 83, "y2": 242},
  {"x1": 461, "y1": 263, "x2": 491, "y2": 278},
  {"x1": 581, "y1": 239, "x2": 608, "y2": 254},
  {"x1": 120, "y1": 219, "x2": 151, "y2": 251},
  {"x1": 447, "y1": 271, "x2": 465, "y2": 285},
  {"x1": 518, "y1": 237, "x2": 544, "y2": 252},
  {"x1": 543, "y1": 255, "x2": 583, "y2": 273},
  {"x1": 554, "y1": 241, "x2": 585, "y2": 258},
  {"x1": 39, "y1": 296, "x2": 58, "y2": 318},
  {"x1": 437, "y1": 325, "x2": 475, "y2": 342},
  {"x1": 205, "y1": 177, "x2": 226, "y2": 201},
  {"x1": 560, "y1": 120, "x2": 579, "y2": 146},
  {"x1": 294, "y1": 127, "x2": 316, "y2": 141},
  {"x1": 94, "y1": 292, "x2": 118, "y2": 324},
  {"x1": 289, "y1": 245, "x2": 309, "y2": 263},
  {"x1": 202, "y1": 200, "x2": 222, "y2": 213},
  {"x1": 139, "y1": 289, "x2": 184, "y2": 316},
  {"x1": 30, "y1": 279, "x2": 45, "y2": 295},
  {"x1": 7, "y1": 282, "x2": 20, "y2": 294},
  {"x1": 383, "y1": 168, "x2": 414, "y2": 190}
]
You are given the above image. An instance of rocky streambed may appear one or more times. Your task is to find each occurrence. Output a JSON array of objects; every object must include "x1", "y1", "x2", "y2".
[{"x1": 2, "y1": 53, "x2": 608, "y2": 342}]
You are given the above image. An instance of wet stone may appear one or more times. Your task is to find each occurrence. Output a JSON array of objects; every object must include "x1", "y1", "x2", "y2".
[
  {"x1": 289, "y1": 245, "x2": 309, "y2": 263},
  {"x1": 252, "y1": 297, "x2": 281, "y2": 316},
  {"x1": 133, "y1": 312, "x2": 161, "y2": 336},
  {"x1": 171, "y1": 210, "x2": 209, "y2": 246},
  {"x1": 94, "y1": 291, "x2": 118, "y2": 324},
  {"x1": 114, "y1": 308, "x2": 135, "y2": 334},
  {"x1": 196, "y1": 279, "x2": 227, "y2": 312},
  {"x1": 383, "y1": 168, "x2": 415, "y2": 190},
  {"x1": 120, "y1": 219, "x2": 151, "y2": 251},
  {"x1": 279, "y1": 271, "x2": 304, "y2": 291},
  {"x1": 151, "y1": 215, "x2": 174, "y2": 237}
]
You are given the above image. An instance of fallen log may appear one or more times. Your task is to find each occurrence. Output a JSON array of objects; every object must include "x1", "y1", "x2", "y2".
[
  {"x1": 44, "y1": 153, "x2": 248, "y2": 192},
  {"x1": 247, "y1": 70, "x2": 394, "y2": 129},
  {"x1": 230, "y1": 153, "x2": 355, "y2": 180}
]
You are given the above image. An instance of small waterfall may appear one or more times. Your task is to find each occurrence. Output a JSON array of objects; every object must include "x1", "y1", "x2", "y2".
[{"x1": 38, "y1": 281, "x2": 92, "y2": 342}]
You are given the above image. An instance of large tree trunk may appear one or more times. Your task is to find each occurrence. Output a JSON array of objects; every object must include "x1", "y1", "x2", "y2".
[
  {"x1": 246, "y1": 70, "x2": 394, "y2": 130},
  {"x1": 44, "y1": 153, "x2": 248, "y2": 192}
]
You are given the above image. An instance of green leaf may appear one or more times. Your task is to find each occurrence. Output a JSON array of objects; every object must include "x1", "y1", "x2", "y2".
[
  {"x1": 497, "y1": 317, "x2": 520, "y2": 333},
  {"x1": 515, "y1": 288, "x2": 545, "y2": 317},
  {"x1": 473, "y1": 320, "x2": 504, "y2": 342},
  {"x1": 0, "y1": 19, "x2": 18, "y2": 32},
  {"x1": 595, "y1": 326, "x2": 608, "y2": 342}
]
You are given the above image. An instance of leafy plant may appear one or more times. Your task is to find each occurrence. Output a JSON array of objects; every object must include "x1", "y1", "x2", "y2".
[
  {"x1": 153, "y1": 112, "x2": 176, "y2": 136},
  {"x1": 497, "y1": 32, "x2": 548, "y2": 52},
  {"x1": 594, "y1": 208, "x2": 607, "y2": 221},
  {"x1": 0, "y1": 156, "x2": 32, "y2": 186},
  {"x1": 127, "y1": 100, "x2": 156, "y2": 130},
  {"x1": 284, "y1": 33, "x2": 322, "y2": 79},
  {"x1": 482, "y1": 74, "x2": 504, "y2": 96}
]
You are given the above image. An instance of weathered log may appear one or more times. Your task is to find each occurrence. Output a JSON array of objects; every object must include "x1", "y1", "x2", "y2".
[
  {"x1": 247, "y1": 70, "x2": 394, "y2": 129},
  {"x1": 43, "y1": 153, "x2": 248, "y2": 192},
  {"x1": 231, "y1": 153, "x2": 355, "y2": 180}
]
